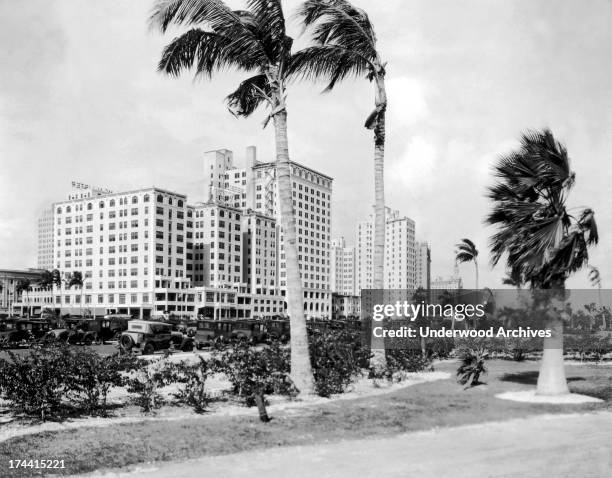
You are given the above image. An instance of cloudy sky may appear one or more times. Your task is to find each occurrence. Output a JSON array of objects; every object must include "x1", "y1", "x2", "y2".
[{"x1": 1, "y1": 0, "x2": 610, "y2": 288}]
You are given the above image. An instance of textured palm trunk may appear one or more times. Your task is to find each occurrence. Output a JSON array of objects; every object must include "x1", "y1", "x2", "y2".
[
  {"x1": 273, "y1": 107, "x2": 315, "y2": 396},
  {"x1": 536, "y1": 314, "x2": 569, "y2": 395},
  {"x1": 370, "y1": 74, "x2": 387, "y2": 370},
  {"x1": 474, "y1": 259, "x2": 479, "y2": 290}
]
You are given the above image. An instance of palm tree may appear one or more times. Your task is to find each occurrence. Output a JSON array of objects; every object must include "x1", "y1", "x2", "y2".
[
  {"x1": 150, "y1": 0, "x2": 315, "y2": 394},
  {"x1": 38, "y1": 270, "x2": 54, "y2": 291},
  {"x1": 588, "y1": 266, "x2": 605, "y2": 329},
  {"x1": 51, "y1": 269, "x2": 62, "y2": 315},
  {"x1": 67, "y1": 271, "x2": 84, "y2": 317},
  {"x1": 15, "y1": 278, "x2": 32, "y2": 317},
  {"x1": 292, "y1": 0, "x2": 387, "y2": 368},
  {"x1": 455, "y1": 238, "x2": 479, "y2": 289},
  {"x1": 502, "y1": 267, "x2": 522, "y2": 289},
  {"x1": 486, "y1": 129, "x2": 598, "y2": 395}
]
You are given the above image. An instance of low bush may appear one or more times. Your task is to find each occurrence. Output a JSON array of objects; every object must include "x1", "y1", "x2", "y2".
[
  {"x1": 0, "y1": 345, "x2": 73, "y2": 420},
  {"x1": 216, "y1": 340, "x2": 294, "y2": 421},
  {"x1": 456, "y1": 347, "x2": 488, "y2": 388},
  {"x1": 125, "y1": 358, "x2": 179, "y2": 413},
  {"x1": 309, "y1": 328, "x2": 370, "y2": 397},
  {"x1": 172, "y1": 357, "x2": 212, "y2": 414}
]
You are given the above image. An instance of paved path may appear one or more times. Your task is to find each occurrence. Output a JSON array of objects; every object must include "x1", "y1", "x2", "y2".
[{"x1": 89, "y1": 412, "x2": 612, "y2": 478}]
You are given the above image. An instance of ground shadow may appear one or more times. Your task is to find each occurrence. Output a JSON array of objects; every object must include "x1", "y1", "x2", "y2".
[{"x1": 500, "y1": 371, "x2": 586, "y2": 385}]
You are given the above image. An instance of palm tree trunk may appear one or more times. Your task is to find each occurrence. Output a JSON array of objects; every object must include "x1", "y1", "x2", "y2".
[
  {"x1": 536, "y1": 314, "x2": 569, "y2": 395},
  {"x1": 370, "y1": 74, "x2": 387, "y2": 370},
  {"x1": 272, "y1": 107, "x2": 315, "y2": 396},
  {"x1": 474, "y1": 259, "x2": 479, "y2": 290}
]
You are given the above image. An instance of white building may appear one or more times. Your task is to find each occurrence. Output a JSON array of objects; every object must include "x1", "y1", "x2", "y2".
[
  {"x1": 415, "y1": 241, "x2": 431, "y2": 289},
  {"x1": 37, "y1": 207, "x2": 54, "y2": 270},
  {"x1": 330, "y1": 237, "x2": 356, "y2": 295},
  {"x1": 203, "y1": 147, "x2": 333, "y2": 319},
  {"x1": 356, "y1": 208, "x2": 416, "y2": 292}
]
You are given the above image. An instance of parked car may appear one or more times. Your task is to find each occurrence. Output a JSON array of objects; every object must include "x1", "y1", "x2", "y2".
[
  {"x1": 0, "y1": 319, "x2": 53, "y2": 348},
  {"x1": 119, "y1": 320, "x2": 194, "y2": 354}
]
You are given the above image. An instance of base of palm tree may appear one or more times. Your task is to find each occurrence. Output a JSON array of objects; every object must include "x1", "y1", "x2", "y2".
[{"x1": 495, "y1": 390, "x2": 602, "y2": 404}]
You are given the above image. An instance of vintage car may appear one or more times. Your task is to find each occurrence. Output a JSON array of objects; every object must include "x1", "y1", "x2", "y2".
[
  {"x1": 43, "y1": 316, "x2": 131, "y2": 345},
  {"x1": 118, "y1": 320, "x2": 194, "y2": 354},
  {"x1": 0, "y1": 319, "x2": 52, "y2": 347}
]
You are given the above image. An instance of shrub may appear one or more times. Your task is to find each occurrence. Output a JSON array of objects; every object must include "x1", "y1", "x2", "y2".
[
  {"x1": 172, "y1": 357, "x2": 211, "y2": 414},
  {"x1": 456, "y1": 347, "x2": 488, "y2": 388},
  {"x1": 217, "y1": 340, "x2": 294, "y2": 421},
  {"x1": 0, "y1": 344, "x2": 73, "y2": 420},
  {"x1": 125, "y1": 358, "x2": 179, "y2": 413},
  {"x1": 309, "y1": 328, "x2": 370, "y2": 397},
  {"x1": 68, "y1": 349, "x2": 141, "y2": 415}
]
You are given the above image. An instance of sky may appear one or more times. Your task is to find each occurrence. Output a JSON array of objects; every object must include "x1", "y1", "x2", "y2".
[{"x1": 1, "y1": 0, "x2": 611, "y2": 289}]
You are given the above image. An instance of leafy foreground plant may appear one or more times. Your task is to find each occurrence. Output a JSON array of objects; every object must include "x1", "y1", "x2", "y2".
[
  {"x1": 172, "y1": 357, "x2": 212, "y2": 414},
  {"x1": 457, "y1": 348, "x2": 489, "y2": 389},
  {"x1": 217, "y1": 341, "x2": 295, "y2": 422},
  {"x1": 125, "y1": 357, "x2": 182, "y2": 414}
]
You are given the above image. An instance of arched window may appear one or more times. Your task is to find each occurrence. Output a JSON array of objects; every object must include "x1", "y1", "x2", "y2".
[
  {"x1": 99, "y1": 201, "x2": 105, "y2": 208},
  {"x1": 87, "y1": 203, "x2": 92, "y2": 210},
  {"x1": 178, "y1": 199, "x2": 184, "y2": 207},
  {"x1": 157, "y1": 194, "x2": 163, "y2": 203},
  {"x1": 132, "y1": 196, "x2": 138, "y2": 204},
  {"x1": 110, "y1": 199, "x2": 115, "y2": 207},
  {"x1": 57, "y1": 207, "x2": 62, "y2": 214},
  {"x1": 144, "y1": 194, "x2": 150, "y2": 202},
  {"x1": 66, "y1": 206, "x2": 71, "y2": 213}
]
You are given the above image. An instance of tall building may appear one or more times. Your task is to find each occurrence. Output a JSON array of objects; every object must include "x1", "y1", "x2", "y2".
[
  {"x1": 356, "y1": 208, "x2": 416, "y2": 291},
  {"x1": 432, "y1": 265, "x2": 463, "y2": 290},
  {"x1": 37, "y1": 207, "x2": 54, "y2": 270},
  {"x1": 330, "y1": 237, "x2": 356, "y2": 295},
  {"x1": 415, "y1": 241, "x2": 431, "y2": 289},
  {"x1": 203, "y1": 147, "x2": 333, "y2": 319}
]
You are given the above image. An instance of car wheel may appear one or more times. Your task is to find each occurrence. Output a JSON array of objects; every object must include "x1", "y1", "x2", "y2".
[
  {"x1": 181, "y1": 341, "x2": 194, "y2": 352},
  {"x1": 120, "y1": 334, "x2": 134, "y2": 351},
  {"x1": 143, "y1": 342, "x2": 155, "y2": 355}
]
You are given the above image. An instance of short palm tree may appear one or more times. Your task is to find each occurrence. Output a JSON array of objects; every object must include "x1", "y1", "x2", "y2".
[
  {"x1": 150, "y1": 0, "x2": 315, "y2": 394},
  {"x1": 486, "y1": 129, "x2": 598, "y2": 395},
  {"x1": 588, "y1": 266, "x2": 604, "y2": 328},
  {"x1": 455, "y1": 238, "x2": 479, "y2": 289},
  {"x1": 15, "y1": 278, "x2": 32, "y2": 317},
  {"x1": 292, "y1": 0, "x2": 387, "y2": 368},
  {"x1": 67, "y1": 271, "x2": 84, "y2": 317},
  {"x1": 38, "y1": 270, "x2": 54, "y2": 291},
  {"x1": 51, "y1": 269, "x2": 62, "y2": 312}
]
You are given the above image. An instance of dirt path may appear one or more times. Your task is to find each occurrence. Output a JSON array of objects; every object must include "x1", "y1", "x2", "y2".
[{"x1": 86, "y1": 411, "x2": 612, "y2": 478}]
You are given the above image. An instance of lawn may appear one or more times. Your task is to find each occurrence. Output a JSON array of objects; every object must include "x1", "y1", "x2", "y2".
[{"x1": 1, "y1": 360, "x2": 611, "y2": 477}]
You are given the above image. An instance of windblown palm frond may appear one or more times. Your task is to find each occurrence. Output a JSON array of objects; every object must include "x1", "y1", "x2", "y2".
[
  {"x1": 455, "y1": 238, "x2": 478, "y2": 263},
  {"x1": 486, "y1": 128, "x2": 598, "y2": 288},
  {"x1": 226, "y1": 73, "x2": 271, "y2": 117}
]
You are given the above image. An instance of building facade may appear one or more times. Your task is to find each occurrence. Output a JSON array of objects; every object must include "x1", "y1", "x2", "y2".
[
  {"x1": 330, "y1": 237, "x2": 356, "y2": 296},
  {"x1": 415, "y1": 241, "x2": 431, "y2": 290},
  {"x1": 356, "y1": 208, "x2": 416, "y2": 292},
  {"x1": 37, "y1": 207, "x2": 54, "y2": 270}
]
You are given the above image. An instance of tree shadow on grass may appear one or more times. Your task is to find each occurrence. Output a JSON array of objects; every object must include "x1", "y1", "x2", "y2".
[{"x1": 499, "y1": 371, "x2": 586, "y2": 385}]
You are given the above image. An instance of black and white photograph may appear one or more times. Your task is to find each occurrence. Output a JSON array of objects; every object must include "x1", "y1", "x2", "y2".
[{"x1": 0, "y1": 0, "x2": 611, "y2": 476}]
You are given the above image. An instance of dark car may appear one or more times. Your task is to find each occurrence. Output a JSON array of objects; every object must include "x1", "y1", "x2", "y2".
[{"x1": 119, "y1": 320, "x2": 194, "y2": 355}]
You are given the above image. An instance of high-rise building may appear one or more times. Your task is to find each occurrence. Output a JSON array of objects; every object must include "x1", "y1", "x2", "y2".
[
  {"x1": 330, "y1": 237, "x2": 356, "y2": 295},
  {"x1": 356, "y1": 208, "x2": 416, "y2": 291},
  {"x1": 37, "y1": 207, "x2": 54, "y2": 270},
  {"x1": 203, "y1": 147, "x2": 333, "y2": 319},
  {"x1": 415, "y1": 241, "x2": 431, "y2": 289}
]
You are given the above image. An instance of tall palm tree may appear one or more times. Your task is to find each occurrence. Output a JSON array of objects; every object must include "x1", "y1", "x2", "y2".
[
  {"x1": 588, "y1": 266, "x2": 605, "y2": 329},
  {"x1": 502, "y1": 267, "x2": 522, "y2": 289},
  {"x1": 38, "y1": 270, "x2": 54, "y2": 291},
  {"x1": 486, "y1": 129, "x2": 598, "y2": 395},
  {"x1": 292, "y1": 0, "x2": 387, "y2": 368},
  {"x1": 15, "y1": 278, "x2": 32, "y2": 317},
  {"x1": 150, "y1": 0, "x2": 315, "y2": 394},
  {"x1": 67, "y1": 271, "x2": 84, "y2": 317},
  {"x1": 455, "y1": 238, "x2": 479, "y2": 289}
]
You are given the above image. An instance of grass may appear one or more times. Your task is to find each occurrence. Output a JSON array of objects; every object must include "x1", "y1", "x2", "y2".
[{"x1": 1, "y1": 360, "x2": 611, "y2": 477}]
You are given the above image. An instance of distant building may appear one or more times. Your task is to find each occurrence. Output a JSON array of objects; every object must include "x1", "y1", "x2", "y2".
[
  {"x1": 330, "y1": 237, "x2": 356, "y2": 295},
  {"x1": 356, "y1": 207, "x2": 416, "y2": 291},
  {"x1": 0, "y1": 269, "x2": 44, "y2": 315},
  {"x1": 432, "y1": 264, "x2": 463, "y2": 290},
  {"x1": 331, "y1": 293, "x2": 361, "y2": 319},
  {"x1": 37, "y1": 207, "x2": 54, "y2": 270},
  {"x1": 415, "y1": 241, "x2": 431, "y2": 290}
]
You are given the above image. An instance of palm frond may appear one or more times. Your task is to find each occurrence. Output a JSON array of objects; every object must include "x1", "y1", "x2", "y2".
[
  {"x1": 225, "y1": 73, "x2": 270, "y2": 117},
  {"x1": 289, "y1": 45, "x2": 370, "y2": 91}
]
